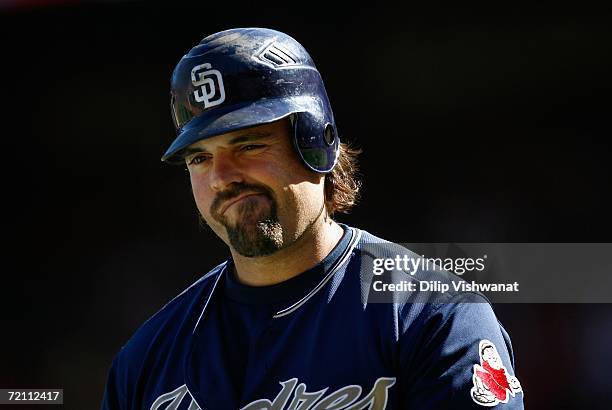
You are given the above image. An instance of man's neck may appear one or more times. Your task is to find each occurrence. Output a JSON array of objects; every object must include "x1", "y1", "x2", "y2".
[{"x1": 230, "y1": 219, "x2": 344, "y2": 287}]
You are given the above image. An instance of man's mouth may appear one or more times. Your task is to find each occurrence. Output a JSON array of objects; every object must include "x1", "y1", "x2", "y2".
[{"x1": 219, "y1": 193, "x2": 266, "y2": 215}]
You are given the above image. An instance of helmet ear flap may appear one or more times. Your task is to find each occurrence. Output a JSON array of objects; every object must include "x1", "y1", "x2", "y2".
[{"x1": 291, "y1": 112, "x2": 339, "y2": 173}]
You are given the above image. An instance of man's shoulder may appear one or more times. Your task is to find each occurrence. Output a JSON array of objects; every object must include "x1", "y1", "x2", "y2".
[{"x1": 114, "y1": 261, "x2": 227, "y2": 367}]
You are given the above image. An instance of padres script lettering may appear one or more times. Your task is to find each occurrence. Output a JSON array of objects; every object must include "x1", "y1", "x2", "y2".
[{"x1": 150, "y1": 377, "x2": 396, "y2": 410}]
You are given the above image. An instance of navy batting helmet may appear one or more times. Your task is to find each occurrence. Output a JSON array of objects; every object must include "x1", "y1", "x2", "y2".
[{"x1": 162, "y1": 27, "x2": 340, "y2": 173}]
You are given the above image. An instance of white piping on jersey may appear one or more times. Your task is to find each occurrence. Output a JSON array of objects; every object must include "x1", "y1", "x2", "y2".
[
  {"x1": 192, "y1": 261, "x2": 226, "y2": 334},
  {"x1": 149, "y1": 262, "x2": 226, "y2": 330},
  {"x1": 273, "y1": 228, "x2": 362, "y2": 318},
  {"x1": 191, "y1": 228, "x2": 361, "y2": 332}
]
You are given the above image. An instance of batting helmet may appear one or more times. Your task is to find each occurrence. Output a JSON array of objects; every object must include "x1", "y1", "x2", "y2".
[{"x1": 162, "y1": 27, "x2": 340, "y2": 173}]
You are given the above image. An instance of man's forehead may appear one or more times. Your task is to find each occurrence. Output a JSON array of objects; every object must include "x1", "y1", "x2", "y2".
[{"x1": 184, "y1": 120, "x2": 289, "y2": 152}]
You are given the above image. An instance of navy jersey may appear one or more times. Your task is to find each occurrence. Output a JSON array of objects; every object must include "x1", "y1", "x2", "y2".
[{"x1": 102, "y1": 225, "x2": 524, "y2": 409}]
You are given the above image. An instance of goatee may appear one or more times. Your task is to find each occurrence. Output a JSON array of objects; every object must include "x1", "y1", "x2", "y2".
[{"x1": 211, "y1": 183, "x2": 284, "y2": 257}]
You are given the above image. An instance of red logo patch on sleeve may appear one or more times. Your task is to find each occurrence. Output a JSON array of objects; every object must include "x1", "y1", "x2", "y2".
[{"x1": 470, "y1": 339, "x2": 523, "y2": 406}]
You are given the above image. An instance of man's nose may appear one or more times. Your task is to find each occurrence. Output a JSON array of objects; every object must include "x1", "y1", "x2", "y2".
[{"x1": 209, "y1": 152, "x2": 244, "y2": 192}]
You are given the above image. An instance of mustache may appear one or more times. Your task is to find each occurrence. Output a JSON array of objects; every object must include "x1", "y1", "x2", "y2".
[{"x1": 210, "y1": 182, "x2": 274, "y2": 217}]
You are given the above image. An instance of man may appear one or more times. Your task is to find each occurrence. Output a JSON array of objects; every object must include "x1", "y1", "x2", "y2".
[{"x1": 102, "y1": 28, "x2": 524, "y2": 409}]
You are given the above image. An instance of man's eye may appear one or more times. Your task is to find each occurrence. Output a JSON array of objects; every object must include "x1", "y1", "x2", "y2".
[
  {"x1": 188, "y1": 155, "x2": 210, "y2": 165},
  {"x1": 241, "y1": 144, "x2": 264, "y2": 151}
]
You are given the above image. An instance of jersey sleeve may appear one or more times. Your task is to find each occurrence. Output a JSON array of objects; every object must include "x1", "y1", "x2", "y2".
[
  {"x1": 100, "y1": 353, "x2": 126, "y2": 410},
  {"x1": 399, "y1": 293, "x2": 524, "y2": 409}
]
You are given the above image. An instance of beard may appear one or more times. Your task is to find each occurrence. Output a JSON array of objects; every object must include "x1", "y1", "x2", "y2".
[{"x1": 210, "y1": 183, "x2": 284, "y2": 257}]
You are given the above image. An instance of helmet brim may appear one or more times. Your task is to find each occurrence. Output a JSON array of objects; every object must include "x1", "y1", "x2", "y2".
[{"x1": 161, "y1": 95, "x2": 321, "y2": 164}]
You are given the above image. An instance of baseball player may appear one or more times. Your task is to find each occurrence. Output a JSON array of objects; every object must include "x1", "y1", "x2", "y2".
[{"x1": 101, "y1": 28, "x2": 523, "y2": 409}]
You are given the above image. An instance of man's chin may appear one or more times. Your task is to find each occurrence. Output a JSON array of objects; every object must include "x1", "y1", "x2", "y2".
[{"x1": 226, "y1": 220, "x2": 283, "y2": 258}]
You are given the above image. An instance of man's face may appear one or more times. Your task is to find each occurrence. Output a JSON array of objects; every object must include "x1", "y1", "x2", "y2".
[{"x1": 184, "y1": 118, "x2": 325, "y2": 257}]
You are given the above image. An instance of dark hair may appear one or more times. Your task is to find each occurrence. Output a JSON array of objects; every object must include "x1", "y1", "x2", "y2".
[{"x1": 324, "y1": 143, "x2": 362, "y2": 216}]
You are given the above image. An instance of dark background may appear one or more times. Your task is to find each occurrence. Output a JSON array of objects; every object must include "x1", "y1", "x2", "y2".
[{"x1": 2, "y1": 1, "x2": 611, "y2": 408}]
